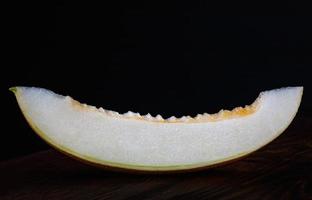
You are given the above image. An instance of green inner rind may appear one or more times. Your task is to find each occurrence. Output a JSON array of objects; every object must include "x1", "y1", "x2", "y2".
[{"x1": 9, "y1": 87, "x2": 17, "y2": 94}]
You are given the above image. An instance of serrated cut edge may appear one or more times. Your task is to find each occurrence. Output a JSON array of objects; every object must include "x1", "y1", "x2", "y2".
[{"x1": 66, "y1": 95, "x2": 261, "y2": 123}]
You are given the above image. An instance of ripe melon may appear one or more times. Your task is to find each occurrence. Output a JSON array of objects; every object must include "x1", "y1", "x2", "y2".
[{"x1": 10, "y1": 86, "x2": 303, "y2": 172}]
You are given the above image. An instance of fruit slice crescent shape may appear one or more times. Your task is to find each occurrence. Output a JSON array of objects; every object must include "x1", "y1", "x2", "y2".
[{"x1": 10, "y1": 86, "x2": 303, "y2": 172}]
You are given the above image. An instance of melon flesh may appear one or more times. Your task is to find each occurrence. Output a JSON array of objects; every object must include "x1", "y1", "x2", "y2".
[{"x1": 11, "y1": 86, "x2": 303, "y2": 172}]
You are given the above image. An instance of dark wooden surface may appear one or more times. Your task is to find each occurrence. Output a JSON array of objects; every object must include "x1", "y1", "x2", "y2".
[{"x1": 1, "y1": 116, "x2": 311, "y2": 200}]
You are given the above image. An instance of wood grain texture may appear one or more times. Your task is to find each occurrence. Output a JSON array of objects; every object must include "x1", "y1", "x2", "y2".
[{"x1": 0, "y1": 116, "x2": 311, "y2": 200}]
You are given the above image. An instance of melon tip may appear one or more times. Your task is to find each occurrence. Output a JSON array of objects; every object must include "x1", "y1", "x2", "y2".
[{"x1": 9, "y1": 87, "x2": 17, "y2": 94}]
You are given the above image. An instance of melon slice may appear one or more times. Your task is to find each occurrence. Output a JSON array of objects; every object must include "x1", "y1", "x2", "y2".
[{"x1": 10, "y1": 86, "x2": 303, "y2": 172}]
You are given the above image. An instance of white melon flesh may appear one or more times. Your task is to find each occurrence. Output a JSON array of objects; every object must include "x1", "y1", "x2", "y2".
[{"x1": 11, "y1": 86, "x2": 303, "y2": 172}]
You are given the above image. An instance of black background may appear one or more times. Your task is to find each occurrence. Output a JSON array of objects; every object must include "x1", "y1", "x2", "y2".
[{"x1": 2, "y1": 1, "x2": 312, "y2": 161}]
